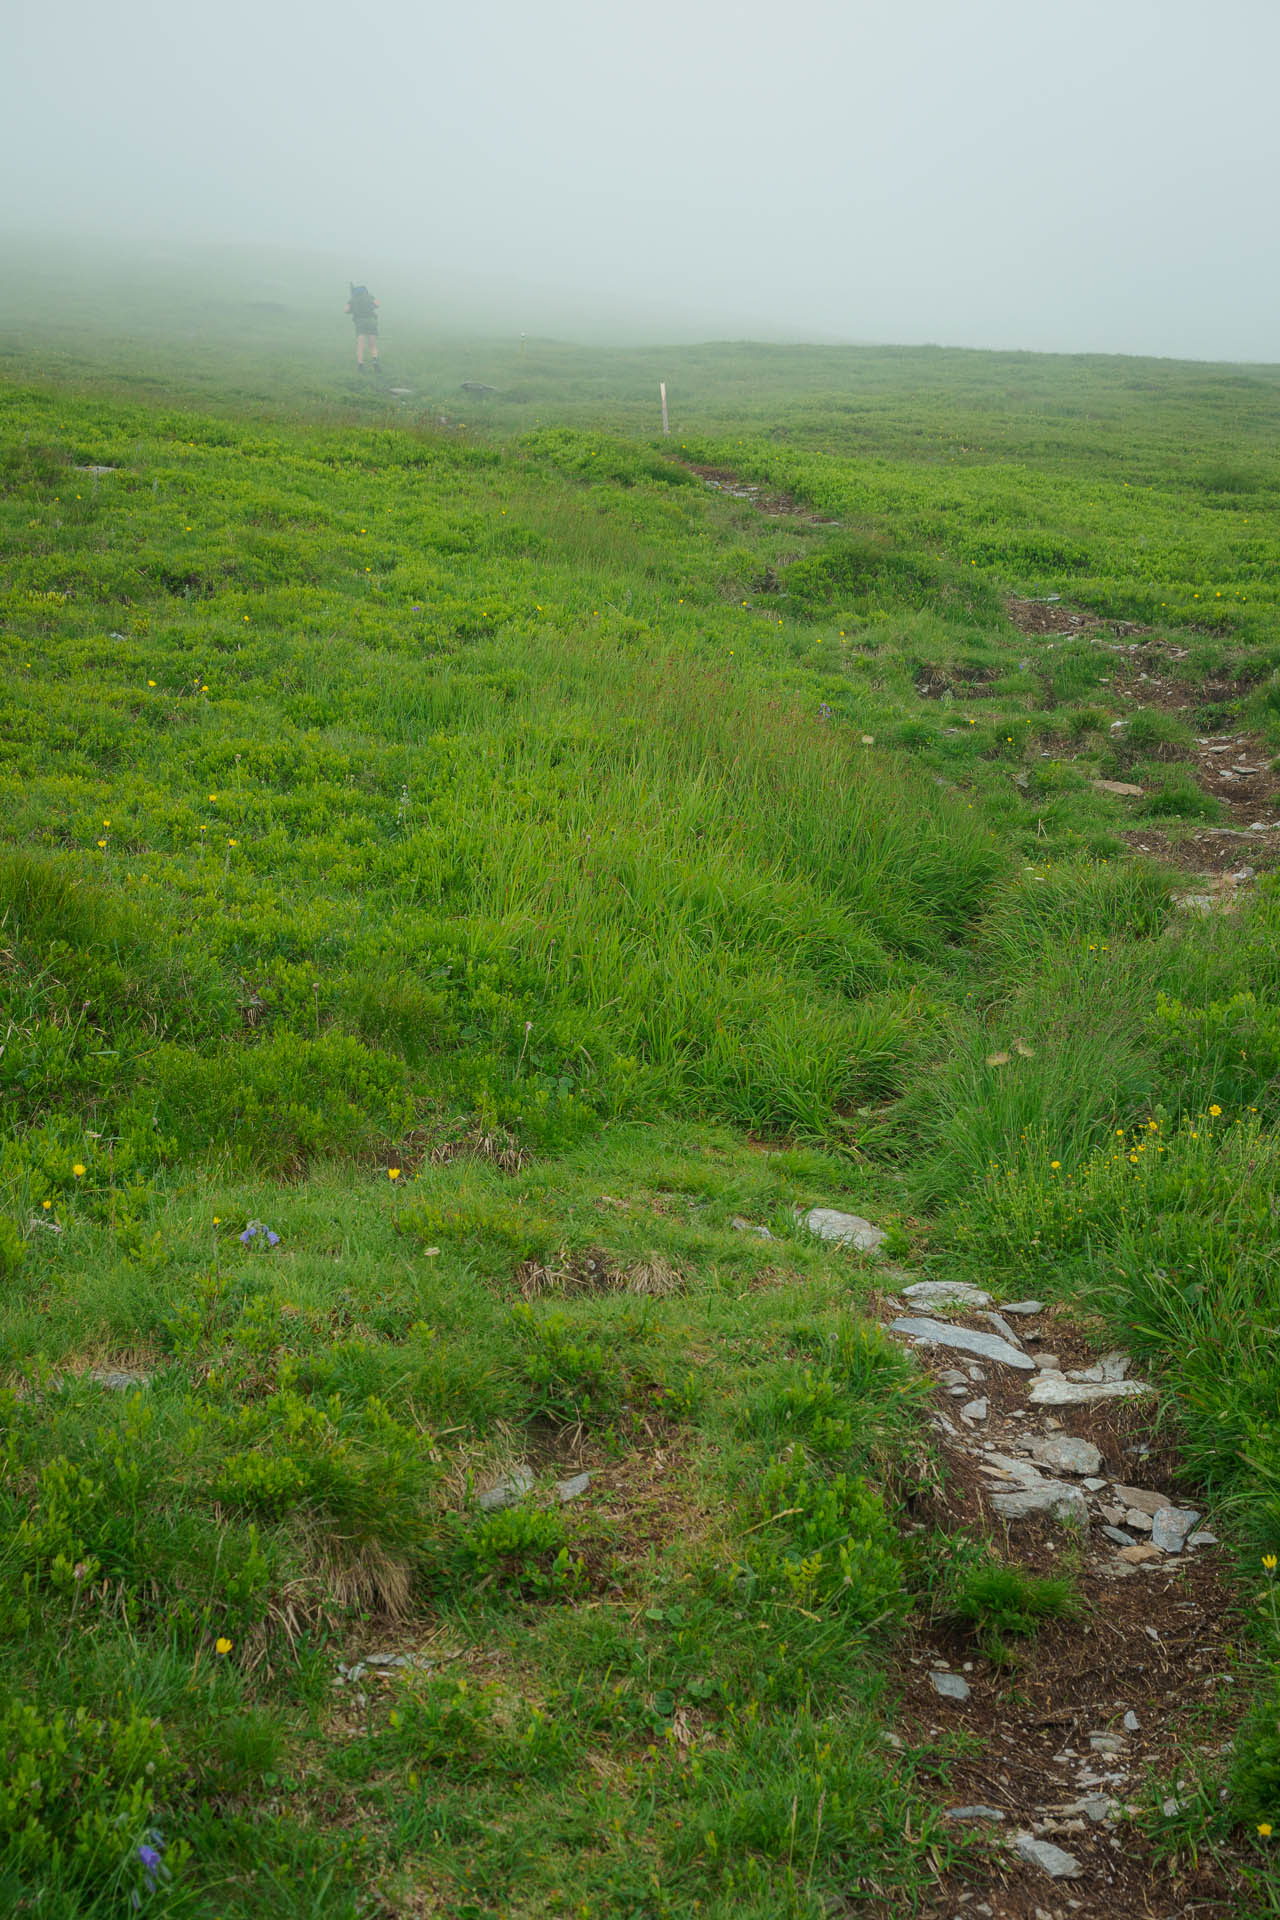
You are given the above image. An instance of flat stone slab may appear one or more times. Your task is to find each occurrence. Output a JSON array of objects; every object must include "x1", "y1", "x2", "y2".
[
  {"x1": 555, "y1": 1472, "x2": 592, "y2": 1504},
  {"x1": 929, "y1": 1670, "x2": 971, "y2": 1701},
  {"x1": 990, "y1": 1479, "x2": 1088, "y2": 1524},
  {"x1": 477, "y1": 1465, "x2": 536, "y2": 1511},
  {"x1": 87, "y1": 1368, "x2": 151, "y2": 1390},
  {"x1": 891, "y1": 1318, "x2": 1034, "y2": 1370},
  {"x1": 1029, "y1": 1376, "x2": 1152, "y2": 1407},
  {"x1": 1112, "y1": 1483, "x2": 1168, "y2": 1516},
  {"x1": 803, "y1": 1207, "x2": 885, "y2": 1253},
  {"x1": 1093, "y1": 779, "x2": 1144, "y2": 798},
  {"x1": 959, "y1": 1398, "x2": 989, "y2": 1423},
  {"x1": 944, "y1": 1805, "x2": 1006, "y2": 1822},
  {"x1": 1014, "y1": 1833, "x2": 1083, "y2": 1878},
  {"x1": 1152, "y1": 1505, "x2": 1200, "y2": 1552},
  {"x1": 1000, "y1": 1299, "x2": 1045, "y2": 1315},
  {"x1": 902, "y1": 1281, "x2": 993, "y2": 1309},
  {"x1": 1068, "y1": 1351, "x2": 1132, "y2": 1383},
  {"x1": 1028, "y1": 1435, "x2": 1104, "y2": 1477}
]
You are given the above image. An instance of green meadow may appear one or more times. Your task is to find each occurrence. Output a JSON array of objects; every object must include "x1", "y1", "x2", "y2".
[{"x1": 3, "y1": 266, "x2": 1280, "y2": 1914}]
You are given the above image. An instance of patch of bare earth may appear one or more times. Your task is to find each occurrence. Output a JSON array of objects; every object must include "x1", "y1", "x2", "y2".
[
  {"x1": 1006, "y1": 598, "x2": 1150, "y2": 642},
  {"x1": 683, "y1": 461, "x2": 841, "y2": 522},
  {"x1": 883, "y1": 1298, "x2": 1246, "y2": 1919}
]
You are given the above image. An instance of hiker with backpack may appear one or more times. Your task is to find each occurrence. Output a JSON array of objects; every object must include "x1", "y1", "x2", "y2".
[{"x1": 345, "y1": 284, "x2": 380, "y2": 370}]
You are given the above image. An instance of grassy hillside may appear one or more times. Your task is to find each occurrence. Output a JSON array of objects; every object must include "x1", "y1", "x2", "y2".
[{"x1": 3, "y1": 314, "x2": 1280, "y2": 1916}]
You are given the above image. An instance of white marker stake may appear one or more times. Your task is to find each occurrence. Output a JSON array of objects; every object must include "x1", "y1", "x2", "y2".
[{"x1": 660, "y1": 381, "x2": 669, "y2": 437}]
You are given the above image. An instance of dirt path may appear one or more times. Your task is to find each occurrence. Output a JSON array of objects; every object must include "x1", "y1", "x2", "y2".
[{"x1": 882, "y1": 1287, "x2": 1241, "y2": 1918}]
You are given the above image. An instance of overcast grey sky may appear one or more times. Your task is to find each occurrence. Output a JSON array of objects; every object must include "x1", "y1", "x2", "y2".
[{"x1": 6, "y1": 0, "x2": 1278, "y2": 359}]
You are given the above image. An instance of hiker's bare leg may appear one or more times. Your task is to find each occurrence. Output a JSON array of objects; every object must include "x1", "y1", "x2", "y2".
[{"x1": 356, "y1": 334, "x2": 365, "y2": 366}]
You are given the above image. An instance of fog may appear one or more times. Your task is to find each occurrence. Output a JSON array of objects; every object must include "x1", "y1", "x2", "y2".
[{"x1": 6, "y1": 0, "x2": 1279, "y2": 360}]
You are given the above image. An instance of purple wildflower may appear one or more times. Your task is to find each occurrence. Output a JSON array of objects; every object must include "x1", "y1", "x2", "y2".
[
  {"x1": 239, "y1": 1220, "x2": 281, "y2": 1247},
  {"x1": 818, "y1": 702, "x2": 832, "y2": 721},
  {"x1": 133, "y1": 1835, "x2": 171, "y2": 1902}
]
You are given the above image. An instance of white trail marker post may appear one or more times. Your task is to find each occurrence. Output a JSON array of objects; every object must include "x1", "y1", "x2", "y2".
[{"x1": 659, "y1": 381, "x2": 670, "y2": 436}]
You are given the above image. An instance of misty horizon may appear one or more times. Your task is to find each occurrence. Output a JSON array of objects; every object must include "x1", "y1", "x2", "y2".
[{"x1": 6, "y1": 0, "x2": 1280, "y2": 363}]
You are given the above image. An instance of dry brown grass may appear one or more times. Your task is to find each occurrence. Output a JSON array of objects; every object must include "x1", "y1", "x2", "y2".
[{"x1": 514, "y1": 1248, "x2": 684, "y2": 1299}]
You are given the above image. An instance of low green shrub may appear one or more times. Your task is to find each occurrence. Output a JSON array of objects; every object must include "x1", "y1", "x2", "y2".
[{"x1": 0, "y1": 1697, "x2": 183, "y2": 1902}]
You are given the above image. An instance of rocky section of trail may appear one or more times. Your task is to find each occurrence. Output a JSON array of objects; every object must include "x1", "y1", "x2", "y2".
[
  {"x1": 686, "y1": 462, "x2": 842, "y2": 523},
  {"x1": 881, "y1": 1284, "x2": 1242, "y2": 1919}
]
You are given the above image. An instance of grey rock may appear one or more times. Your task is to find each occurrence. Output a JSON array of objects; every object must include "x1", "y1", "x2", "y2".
[
  {"x1": 1033, "y1": 1353, "x2": 1063, "y2": 1371},
  {"x1": 929, "y1": 1670, "x2": 971, "y2": 1701},
  {"x1": 730, "y1": 1215, "x2": 774, "y2": 1240},
  {"x1": 944, "y1": 1805, "x2": 1006, "y2": 1821},
  {"x1": 1112, "y1": 1484, "x2": 1167, "y2": 1515},
  {"x1": 1151, "y1": 1505, "x2": 1200, "y2": 1552},
  {"x1": 1062, "y1": 1793, "x2": 1114, "y2": 1822},
  {"x1": 891, "y1": 1317, "x2": 1035, "y2": 1370},
  {"x1": 1028, "y1": 1376, "x2": 1152, "y2": 1406},
  {"x1": 1069, "y1": 1351, "x2": 1132, "y2": 1384},
  {"x1": 983, "y1": 1310, "x2": 1024, "y2": 1346},
  {"x1": 1013, "y1": 1833, "x2": 1082, "y2": 1878},
  {"x1": 939, "y1": 1368, "x2": 969, "y2": 1386},
  {"x1": 959, "y1": 1398, "x2": 989, "y2": 1423},
  {"x1": 88, "y1": 1368, "x2": 151, "y2": 1390},
  {"x1": 364, "y1": 1652, "x2": 401, "y2": 1668},
  {"x1": 803, "y1": 1207, "x2": 885, "y2": 1253},
  {"x1": 1082, "y1": 1476, "x2": 1107, "y2": 1491},
  {"x1": 1089, "y1": 1732, "x2": 1126, "y2": 1755},
  {"x1": 1123, "y1": 1711, "x2": 1140, "y2": 1732},
  {"x1": 1028, "y1": 1436, "x2": 1103, "y2": 1477},
  {"x1": 477, "y1": 1464, "x2": 536, "y2": 1511},
  {"x1": 990, "y1": 1480, "x2": 1088, "y2": 1524},
  {"x1": 1101, "y1": 1525, "x2": 1134, "y2": 1546},
  {"x1": 1125, "y1": 1509, "x2": 1155, "y2": 1533},
  {"x1": 1186, "y1": 1529, "x2": 1218, "y2": 1548},
  {"x1": 1000, "y1": 1300, "x2": 1046, "y2": 1315},
  {"x1": 949, "y1": 1385, "x2": 969, "y2": 1397},
  {"x1": 555, "y1": 1471, "x2": 592, "y2": 1504},
  {"x1": 902, "y1": 1280, "x2": 993, "y2": 1309}
]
